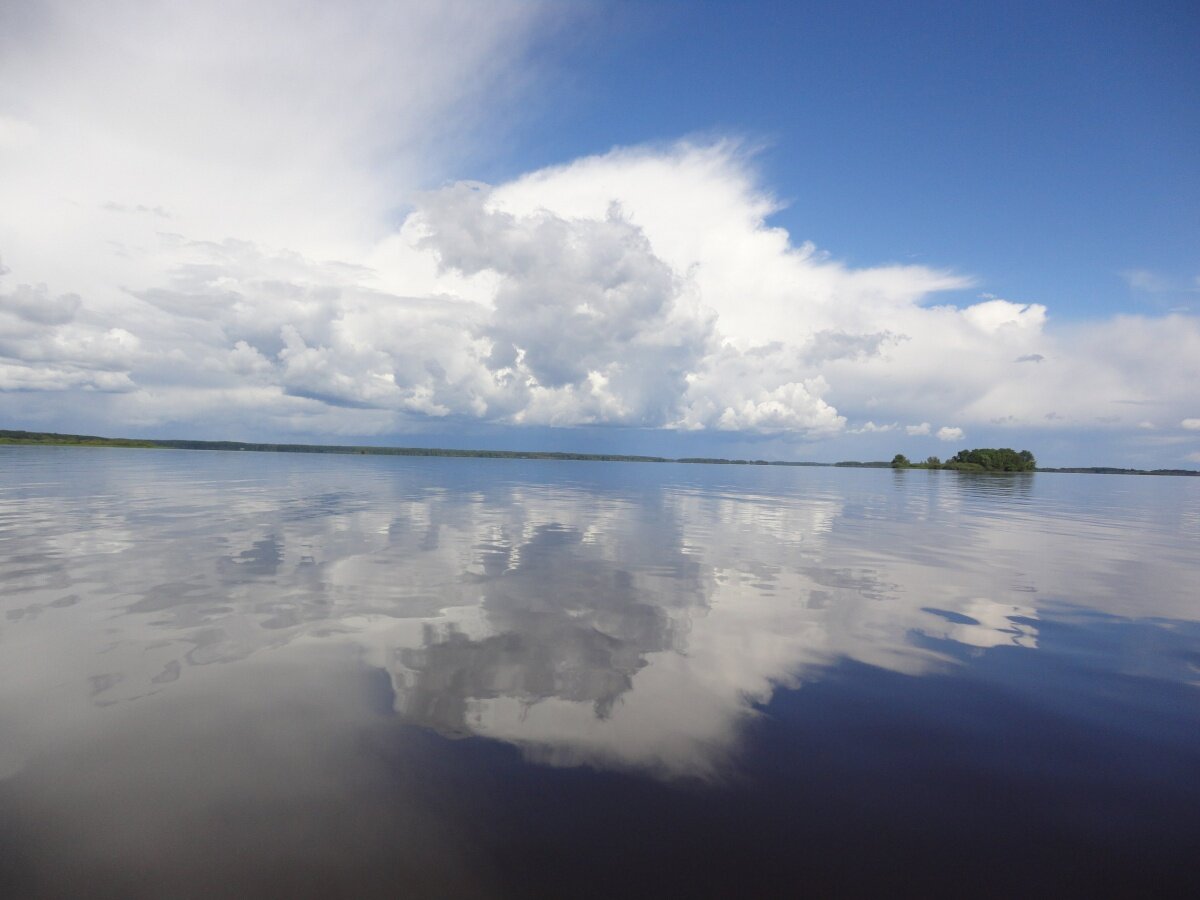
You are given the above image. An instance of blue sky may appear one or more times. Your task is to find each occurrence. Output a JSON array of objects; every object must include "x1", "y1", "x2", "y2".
[
  {"x1": 0, "y1": 1, "x2": 1197, "y2": 465},
  {"x1": 504, "y1": 1, "x2": 1199, "y2": 318}
]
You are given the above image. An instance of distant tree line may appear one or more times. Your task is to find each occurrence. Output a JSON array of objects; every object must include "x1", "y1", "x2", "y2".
[
  {"x1": 0, "y1": 430, "x2": 669, "y2": 462},
  {"x1": 890, "y1": 448, "x2": 1037, "y2": 472},
  {"x1": 5, "y1": 430, "x2": 1198, "y2": 476}
]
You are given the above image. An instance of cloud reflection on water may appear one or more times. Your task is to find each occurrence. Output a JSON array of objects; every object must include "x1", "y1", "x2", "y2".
[{"x1": 0, "y1": 449, "x2": 1196, "y2": 779}]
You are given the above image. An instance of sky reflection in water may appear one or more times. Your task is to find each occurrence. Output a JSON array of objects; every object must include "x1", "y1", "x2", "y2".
[{"x1": 1, "y1": 448, "x2": 1198, "y2": 896}]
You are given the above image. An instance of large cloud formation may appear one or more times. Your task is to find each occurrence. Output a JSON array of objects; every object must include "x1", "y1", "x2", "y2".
[{"x1": 1, "y1": 2, "x2": 1197, "y2": 464}]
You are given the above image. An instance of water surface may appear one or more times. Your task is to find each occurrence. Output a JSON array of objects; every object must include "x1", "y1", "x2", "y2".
[{"x1": 1, "y1": 447, "x2": 1198, "y2": 897}]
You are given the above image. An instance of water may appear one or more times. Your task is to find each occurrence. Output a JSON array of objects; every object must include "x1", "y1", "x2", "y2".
[{"x1": 1, "y1": 446, "x2": 1197, "y2": 897}]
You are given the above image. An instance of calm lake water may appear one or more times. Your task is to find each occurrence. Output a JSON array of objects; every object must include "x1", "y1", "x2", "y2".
[{"x1": 1, "y1": 446, "x2": 1198, "y2": 897}]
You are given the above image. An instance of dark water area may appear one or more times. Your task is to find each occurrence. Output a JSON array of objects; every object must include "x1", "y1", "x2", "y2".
[{"x1": 1, "y1": 446, "x2": 1197, "y2": 898}]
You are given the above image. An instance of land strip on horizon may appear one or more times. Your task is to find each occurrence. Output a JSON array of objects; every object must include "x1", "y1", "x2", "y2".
[{"x1": 2, "y1": 430, "x2": 1198, "y2": 477}]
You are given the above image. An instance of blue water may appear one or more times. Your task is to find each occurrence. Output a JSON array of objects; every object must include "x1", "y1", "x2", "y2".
[{"x1": 1, "y1": 447, "x2": 1197, "y2": 897}]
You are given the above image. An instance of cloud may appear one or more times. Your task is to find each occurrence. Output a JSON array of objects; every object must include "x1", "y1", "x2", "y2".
[
  {"x1": 0, "y1": 283, "x2": 81, "y2": 325},
  {"x1": 1182, "y1": 419, "x2": 1200, "y2": 431},
  {"x1": 415, "y1": 185, "x2": 713, "y2": 426},
  {"x1": 0, "y1": 0, "x2": 557, "y2": 279},
  {"x1": 937, "y1": 426, "x2": 964, "y2": 442},
  {"x1": 4, "y1": 135, "x2": 1200, "y2": 453},
  {"x1": 0, "y1": 274, "x2": 139, "y2": 393},
  {"x1": 704, "y1": 379, "x2": 844, "y2": 434},
  {"x1": 1123, "y1": 269, "x2": 1200, "y2": 295},
  {"x1": 5, "y1": 139, "x2": 1200, "y2": 451},
  {"x1": 101, "y1": 201, "x2": 171, "y2": 219},
  {"x1": 805, "y1": 330, "x2": 899, "y2": 364},
  {"x1": 488, "y1": 142, "x2": 974, "y2": 352},
  {"x1": 1123, "y1": 269, "x2": 1176, "y2": 293},
  {"x1": 0, "y1": 5, "x2": 1198, "y2": 461}
]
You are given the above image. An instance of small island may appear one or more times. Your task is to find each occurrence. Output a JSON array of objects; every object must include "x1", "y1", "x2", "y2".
[{"x1": 890, "y1": 448, "x2": 1037, "y2": 472}]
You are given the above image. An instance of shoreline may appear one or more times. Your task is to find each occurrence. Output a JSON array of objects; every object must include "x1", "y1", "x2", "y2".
[{"x1": 2, "y1": 429, "x2": 1197, "y2": 476}]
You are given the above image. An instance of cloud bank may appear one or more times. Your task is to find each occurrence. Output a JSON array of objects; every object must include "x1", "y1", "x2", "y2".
[{"x1": 1, "y1": 2, "x2": 1198, "y2": 465}]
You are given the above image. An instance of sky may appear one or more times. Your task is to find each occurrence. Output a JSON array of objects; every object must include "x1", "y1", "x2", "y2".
[{"x1": 0, "y1": 0, "x2": 1197, "y2": 467}]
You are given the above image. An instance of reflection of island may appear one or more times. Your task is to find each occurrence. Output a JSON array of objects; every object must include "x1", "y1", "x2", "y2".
[{"x1": 5, "y1": 450, "x2": 1194, "y2": 779}]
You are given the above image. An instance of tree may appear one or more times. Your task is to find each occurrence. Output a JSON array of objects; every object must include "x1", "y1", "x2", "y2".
[
  {"x1": 946, "y1": 448, "x2": 1037, "y2": 472},
  {"x1": 891, "y1": 454, "x2": 911, "y2": 468},
  {"x1": 925, "y1": 456, "x2": 941, "y2": 467}
]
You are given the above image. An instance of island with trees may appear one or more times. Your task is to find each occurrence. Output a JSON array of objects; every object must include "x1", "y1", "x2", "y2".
[{"x1": 890, "y1": 448, "x2": 1037, "y2": 472}]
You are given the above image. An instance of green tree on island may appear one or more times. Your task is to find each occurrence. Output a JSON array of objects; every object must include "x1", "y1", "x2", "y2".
[{"x1": 891, "y1": 454, "x2": 911, "y2": 468}]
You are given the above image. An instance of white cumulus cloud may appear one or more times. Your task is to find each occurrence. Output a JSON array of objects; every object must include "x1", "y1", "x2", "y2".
[{"x1": 0, "y1": 4, "x2": 1198, "y2": 463}]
